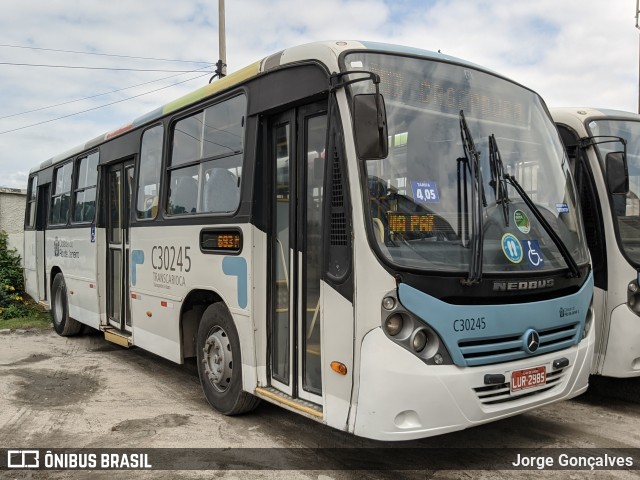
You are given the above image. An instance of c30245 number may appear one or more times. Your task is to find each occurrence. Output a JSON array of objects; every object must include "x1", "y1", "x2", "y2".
[
  {"x1": 151, "y1": 245, "x2": 191, "y2": 272},
  {"x1": 453, "y1": 317, "x2": 486, "y2": 332}
]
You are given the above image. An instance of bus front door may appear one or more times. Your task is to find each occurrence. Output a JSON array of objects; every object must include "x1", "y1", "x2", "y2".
[
  {"x1": 268, "y1": 104, "x2": 327, "y2": 405},
  {"x1": 106, "y1": 160, "x2": 134, "y2": 331}
]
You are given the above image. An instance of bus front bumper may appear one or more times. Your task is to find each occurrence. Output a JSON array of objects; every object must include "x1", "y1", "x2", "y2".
[{"x1": 353, "y1": 326, "x2": 594, "y2": 441}]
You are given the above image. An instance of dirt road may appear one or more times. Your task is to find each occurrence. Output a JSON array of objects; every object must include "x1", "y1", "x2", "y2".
[{"x1": 1, "y1": 329, "x2": 640, "y2": 479}]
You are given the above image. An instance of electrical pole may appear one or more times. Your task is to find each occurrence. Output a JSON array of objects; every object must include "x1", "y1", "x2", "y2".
[
  {"x1": 211, "y1": 0, "x2": 227, "y2": 82},
  {"x1": 636, "y1": 0, "x2": 640, "y2": 112}
]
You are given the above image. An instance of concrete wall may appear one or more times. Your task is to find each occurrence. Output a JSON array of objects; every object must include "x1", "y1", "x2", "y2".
[{"x1": 0, "y1": 187, "x2": 27, "y2": 264}]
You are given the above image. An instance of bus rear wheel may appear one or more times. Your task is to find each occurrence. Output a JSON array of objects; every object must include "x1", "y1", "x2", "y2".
[
  {"x1": 196, "y1": 303, "x2": 260, "y2": 415},
  {"x1": 51, "y1": 274, "x2": 82, "y2": 336}
]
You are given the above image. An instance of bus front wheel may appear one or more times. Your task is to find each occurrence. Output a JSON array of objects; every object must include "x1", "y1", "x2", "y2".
[
  {"x1": 196, "y1": 303, "x2": 260, "y2": 415},
  {"x1": 51, "y1": 274, "x2": 82, "y2": 337}
]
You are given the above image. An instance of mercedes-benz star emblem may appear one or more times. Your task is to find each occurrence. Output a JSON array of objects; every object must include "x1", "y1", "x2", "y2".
[{"x1": 524, "y1": 329, "x2": 540, "y2": 354}]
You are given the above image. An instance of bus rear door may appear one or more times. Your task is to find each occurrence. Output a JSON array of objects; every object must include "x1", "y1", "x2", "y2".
[{"x1": 105, "y1": 160, "x2": 134, "y2": 336}]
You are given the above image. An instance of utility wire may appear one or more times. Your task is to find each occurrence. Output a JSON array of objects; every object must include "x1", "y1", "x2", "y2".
[
  {"x1": 0, "y1": 72, "x2": 212, "y2": 135},
  {"x1": 0, "y1": 62, "x2": 212, "y2": 72},
  {"x1": 0, "y1": 43, "x2": 211, "y2": 65},
  {"x1": 0, "y1": 65, "x2": 214, "y2": 120}
]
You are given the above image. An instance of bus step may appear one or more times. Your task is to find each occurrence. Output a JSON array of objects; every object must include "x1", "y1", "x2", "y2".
[
  {"x1": 255, "y1": 387, "x2": 323, "y2": 420},
  {"x1": 101, "y1": 327, "x2": 132, "y2": 348}
]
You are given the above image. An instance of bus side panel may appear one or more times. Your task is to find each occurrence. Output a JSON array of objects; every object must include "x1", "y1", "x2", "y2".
[
  {"x1": 321, "y1": 281, "x2": 354, "y2": 432},
  {"x1": 602, "y1": 303, "x2": 640, "y2": 377},
  {"x1": 23, "y1": 230, "x2": 38, "y2": 300},
  {"x1": 129, "y1": 224, "x2": 255, "y2": 370},
  {"x1": 601, "y1": 258, "x2": 640, "y2": 377},
  {"x1": 47, "y1": 227, "x2": 100, "y2": 328},
  {"x1": 130, "y1": 224, "x2": 196, "y2": 363}
]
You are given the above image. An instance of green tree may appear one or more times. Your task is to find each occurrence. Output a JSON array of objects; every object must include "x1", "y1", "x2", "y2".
[{"x1": 0, "y1": 230, "x2": 29, "y2": 318}]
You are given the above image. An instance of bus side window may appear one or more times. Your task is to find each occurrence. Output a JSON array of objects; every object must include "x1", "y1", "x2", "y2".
[
  {"x1": 202, "y1": 167, "x2": 240, "y2": 213},
  {"x1": 169, "y1": 174, "x2": 198, "y2": 215},
  {"x1": 136, "y1": 125, "x2": 163, "y2": 220},
  {"x1": 167, "y1": 94, "x2": 246, "y2": 216},
  {"x1": 73, "y1": 151, "x2": 98, "y2": 224},
  {"x1": 50, "y1": 162, "x2": 73, "y2": 225},
  {"x1": 25, "y1": 175, "x2": 38, "y2": 228}
]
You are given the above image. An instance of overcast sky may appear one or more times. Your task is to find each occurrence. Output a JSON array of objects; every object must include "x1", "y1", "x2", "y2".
[{"x1": 0, "y1": 0, "x2": 637, "y2": 189}]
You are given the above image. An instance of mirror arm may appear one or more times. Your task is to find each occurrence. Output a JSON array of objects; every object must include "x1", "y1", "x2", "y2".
[
  {"x1": 579, "y1": 135, "x2": 627, "y2": 158},
  {"x1": 329, "y1": 70, "x2": 381, "y2": 92},
  {"x1": 330, "y1": 70, "x2": 384, "y2": 132}
]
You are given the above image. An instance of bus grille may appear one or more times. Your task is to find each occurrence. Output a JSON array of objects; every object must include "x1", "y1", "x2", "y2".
[
  {"x1": 458, "y1": 322, "x2": 579, "y2": 367},
  {"x1": 473, "y1": 367, "x2": 567, "y2": 405}
]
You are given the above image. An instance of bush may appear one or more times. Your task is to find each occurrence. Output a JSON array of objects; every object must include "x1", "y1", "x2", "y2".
[{"x1": 0, "y1": 230, "x2": 30, "y2": 319}]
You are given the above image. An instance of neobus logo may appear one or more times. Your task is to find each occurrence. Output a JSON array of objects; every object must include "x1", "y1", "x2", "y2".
[{"x1": 493, "y1": 279, "x2": 555, "y2": 292}]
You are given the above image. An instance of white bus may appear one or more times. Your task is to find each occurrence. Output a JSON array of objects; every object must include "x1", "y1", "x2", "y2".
[
  {"x1": 552, "y1": 107, "x2": 640, "y2": 377},
  {"x1": 24, "y1": 41, "x2": 594, "y2": 440}
]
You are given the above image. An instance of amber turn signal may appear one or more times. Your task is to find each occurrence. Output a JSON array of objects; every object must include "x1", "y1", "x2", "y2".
[{"x1": 330, "y1": 361, "x2": 348, "y2": 375}]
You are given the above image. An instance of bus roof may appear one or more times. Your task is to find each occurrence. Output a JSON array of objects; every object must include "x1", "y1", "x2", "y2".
[
  {"x1": 31, "y1": 40, "x2": 502, "y2": 174},
  {"x1": 551, "y1": 107, "x2": 640, "y2": 122}
]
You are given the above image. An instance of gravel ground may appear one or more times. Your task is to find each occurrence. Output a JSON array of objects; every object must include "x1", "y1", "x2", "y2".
[{"x1": 1, "y1": 329, "x2": 640, "y2": 479}]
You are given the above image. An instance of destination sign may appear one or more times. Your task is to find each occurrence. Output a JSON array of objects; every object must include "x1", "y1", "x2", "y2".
[{"x1": 388, "y1": 212, "x2": 435, "y2": 233}]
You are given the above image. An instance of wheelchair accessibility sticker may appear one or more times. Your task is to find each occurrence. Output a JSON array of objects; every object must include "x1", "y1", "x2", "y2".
[
  {"x1": 523, "y1": 239, "x2": 544, "y2": 268},
  {"x1": 501, "y1": 233, "x2": 523, "y2": 264}
]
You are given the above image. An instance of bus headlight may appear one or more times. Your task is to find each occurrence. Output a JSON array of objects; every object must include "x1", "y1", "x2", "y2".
[
  {"x1": 628, "y1": 280, "x2": 640, "y2": 317},
  {"x1": 385, "y1": 314, "x2": 403, "y2": 336},
  {"x1": 380, "y1": 290, "x2": 453, "y2": 365},
  {"x1": 382, "y1": 296, "x2": 396, "y2": 310},
  {"x1": 411, "y1": 329, "x2": 428, "y2": 352}
]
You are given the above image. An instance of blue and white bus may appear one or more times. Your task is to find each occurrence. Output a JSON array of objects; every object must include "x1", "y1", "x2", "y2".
[
  {"x1": 24, "y1": 41, "x2": 594, "y2": 440},
  {"x1": 553, "y1": 107, "x2": 640, "y2": 377}
]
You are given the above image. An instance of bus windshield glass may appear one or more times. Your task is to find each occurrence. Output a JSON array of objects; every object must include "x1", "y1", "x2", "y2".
[
  {"x1": 587, "y1": 118, "x2": 640, "y2": 266},
  {"x1": 344, "y1": 51, "x2": 588, "y2": 274}
]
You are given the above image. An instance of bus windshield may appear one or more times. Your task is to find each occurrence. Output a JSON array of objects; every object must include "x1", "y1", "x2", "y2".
[
  {"x1": 587, "y1": 118, "x2": 640, "y2": 266},
  {"x1": 344, "y1": 51, "x2": 588, "y2": 275}
]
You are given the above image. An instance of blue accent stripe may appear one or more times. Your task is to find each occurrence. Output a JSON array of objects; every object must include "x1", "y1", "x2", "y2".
[
  {"x1": 398, "y1": 273, "x2": 593, "y2": 367},
  {"x1": 131, "y1": 250, "x2": 145, "y2": 287},
  {"x1": 222, "y1": 257, "x2": 248, "y2": 309}
]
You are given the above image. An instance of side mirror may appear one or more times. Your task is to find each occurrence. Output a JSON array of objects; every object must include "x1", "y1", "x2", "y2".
[
  {"x1": 353, "y1": 93, "x2": 388, "y2": 160},
  {"x1": 606, "y1": 151, "x2": 629, "y2": 195}
]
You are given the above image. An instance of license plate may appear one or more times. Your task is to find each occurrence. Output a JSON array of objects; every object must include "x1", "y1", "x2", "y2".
[{"x1": 511, "y1": 366, "x2": 546, "y2": 392}]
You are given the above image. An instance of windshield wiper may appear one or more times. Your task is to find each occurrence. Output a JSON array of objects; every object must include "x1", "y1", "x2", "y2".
[
  {"x1": 488, "y1": 134, "x2": 510, "y2": 226},
  {"x1": 458, "y1": 110, "x2": 487, "y2": 286},
  {"x1": 502, "y1": 170, "x2": 581, "y2": 278}
]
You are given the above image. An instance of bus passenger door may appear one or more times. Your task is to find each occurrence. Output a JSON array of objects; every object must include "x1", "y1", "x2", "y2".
[
  {"x1": 268, "y1": 104, "x2": 327, "y2": 405},
  {"x1": 106, "y1": 160, "x2": 134, "y2": 331},
  {"x1": 36, "y1": 184, "x2": 49, "y2": 301}
]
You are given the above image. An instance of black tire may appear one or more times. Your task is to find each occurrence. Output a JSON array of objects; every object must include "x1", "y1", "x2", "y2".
[
  {"x1": 51, "y1": 274, "x2": 82, "y2": 337},
  {"x1": 196, "y1": 303, "x2": 260, "y2": 415}
]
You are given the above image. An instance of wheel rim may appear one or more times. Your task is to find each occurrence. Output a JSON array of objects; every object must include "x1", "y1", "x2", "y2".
[
  {"x1": 53, "y1": 284, "x2": 64, "y2": 326},
  {"x1": 202, "y1": 326, "x2": 233, "y2": 392}
]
